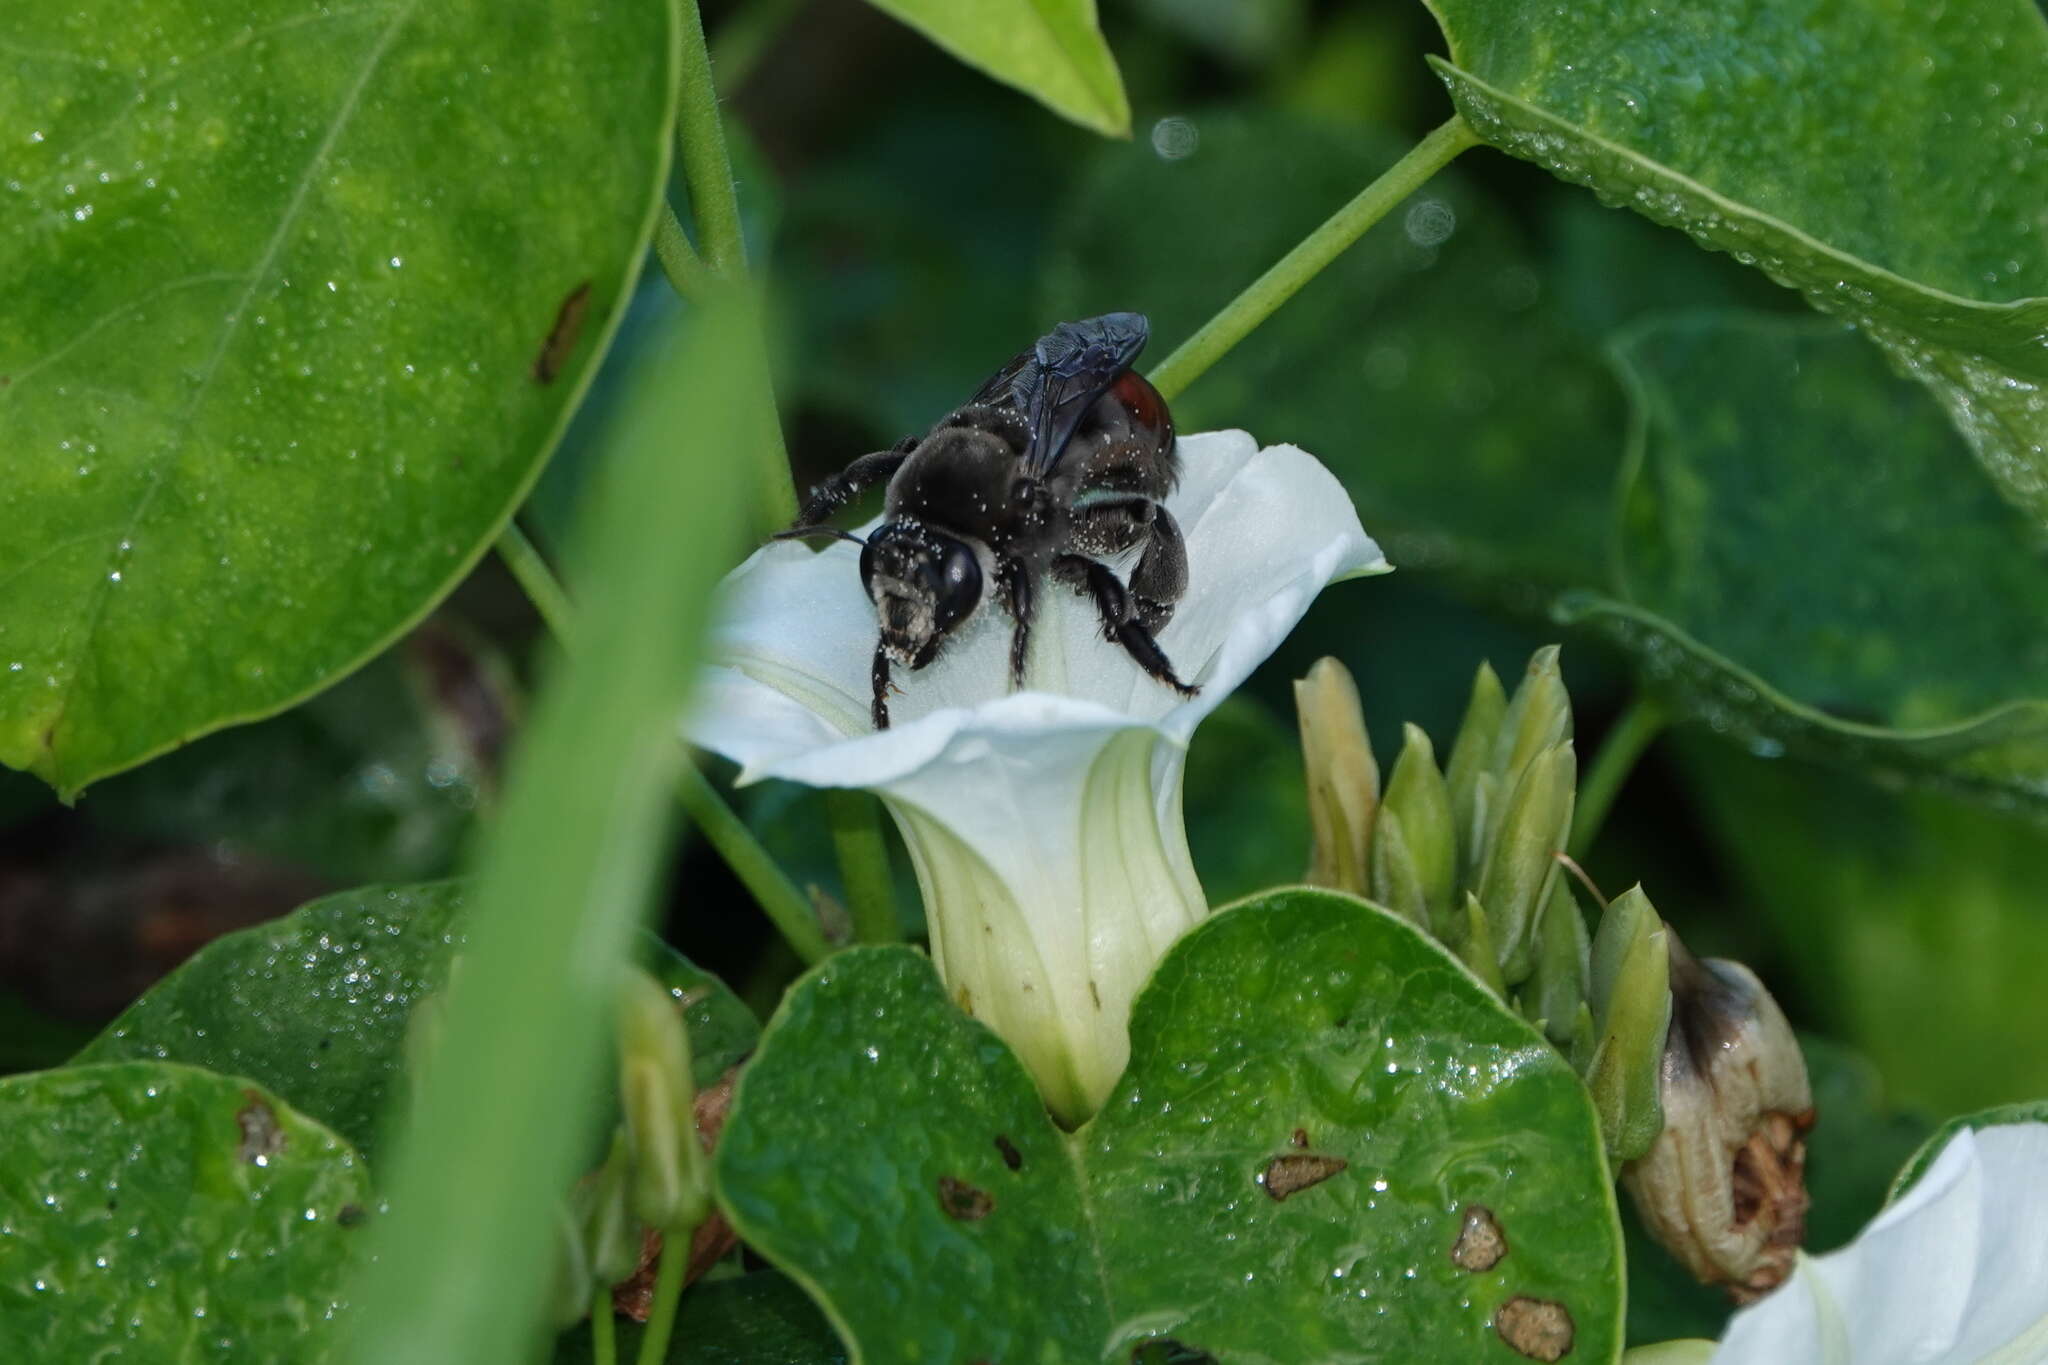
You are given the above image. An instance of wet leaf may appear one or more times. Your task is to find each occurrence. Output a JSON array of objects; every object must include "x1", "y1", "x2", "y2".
[
  {"x1": 859, "y1": 0, "x2": 1129, "y2": 136},
  {"x1": 1559, "y1": 313, "x2": 2048, "y2": 811},
  {"x1": 717, "y1": 889, "x2": 1622, "y2": 1362},
  {"x1": 1424, "y1": 0, "x2": 2048, "y2": 528},
  {"x1": 0, "y1": 1061, "x2": 369, "y2": 1358},
  {"x1": 74, "y1": 882, "x2": 756, "y2": 1162},
  {"x1": 0, "y1": 0, "x2": 675, "y2": 796}
]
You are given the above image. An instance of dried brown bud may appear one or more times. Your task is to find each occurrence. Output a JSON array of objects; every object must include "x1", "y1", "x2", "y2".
[{"x1": 1621, "y1": 934, "x2": 1815, "y2": 1302}]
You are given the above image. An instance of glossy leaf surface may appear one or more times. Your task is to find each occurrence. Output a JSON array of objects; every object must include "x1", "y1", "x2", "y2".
[
  {"x1": 1425, "y1": 0, "x2": 2048, "y2": 527},
  {"x1": 0, "y1": 0, "x2": 675, "y2": 795},
  {"x1": 0, "y1": 1061, "x2": 368, "y2": 1358},
  {"x1": 859, "y1": 0, "x2": 1129, "y2": 136},
  {"x1": 718, "y1": 889, "x2": 1622, "y2": 1362},
  {"x1": 75, "y1": 882, "x2": 757, "y2": 1162},
  {"x1": 1561, "y1": 314, "x2": 2048, "y2": 811}
]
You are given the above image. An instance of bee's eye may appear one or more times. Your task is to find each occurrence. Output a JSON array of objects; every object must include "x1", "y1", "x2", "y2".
[{"x1": 930, "y1": 540, "x2": 982, "y2": 631}]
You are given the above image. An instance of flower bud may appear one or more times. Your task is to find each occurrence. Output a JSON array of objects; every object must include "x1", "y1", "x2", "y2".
[
  {"x1": 1621, "y1": 931, "x2": 1814, "y2": 1302},
  {"x1": 1476, "y1": 743, "x2": 1576, "y2": 985},
  {"x1": 1295, "y1": 657, "x2": 1379, "y2": 895},
  {"x1": 1522, "y1": 880, "x2": 1589, "y2": 1049},
  {"x1": 617, "y1": 967, "x2": 712, "y2": 1233},
  {"x1": 582, "y1": 1128, "x2": 643, "y2": 1288},
  {"x1": 1443, "y1": 661, "x2": 1506, "y2": 884},
  {"x1": 1373, "y1": 723, "x2": 1456, "y2": 938},
  {"x1": 1584, "y1": 886, "x2": 1671, "y2": 1161},
  {"x1": 1489, "y1": 645, "x2": 1572, "y2": 793},
  {"x1": 1369, "y1": 808, "x2": 1426, "y2": 929},
  {"x1": 548, "y1": 1200, "x2": 594, "y2": 1329},
  {"x1": 1456, "y1": 892, "x2": 1506, "y2": 997}
]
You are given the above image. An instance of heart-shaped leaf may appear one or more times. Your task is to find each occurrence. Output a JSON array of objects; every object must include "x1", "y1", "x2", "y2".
[
  {"x1": 1559, "y1": 312, "x2": 2048, "y2": 810},
  {"x1": 75, "y1": 881, "x2": 757, "y2": 1162},
  {"x1": 0, "y1": 1061, "x2": 369, "y2": 1359},
  {"x1": 860, "y1": 0, "x2": 1129, "y2": 136},
  {"x1": 0, "y1": 0, "x2": 676, "y2": 796},
  {"x1": 717, "y1": 889, "x2": 1622, "y2": 1362},
  {"x1": 1423, "y1": 0, "x2": 2048, "y2": 529}
]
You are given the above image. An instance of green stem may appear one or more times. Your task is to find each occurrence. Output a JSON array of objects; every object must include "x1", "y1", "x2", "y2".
[
  {"x1": 589, "y1": 1288, "x2": 617, "y2": 1365},
  {"x1": 496, "y1": 522, "x2": 575, "y2": 643},
  {"x1": 634, "y1": 1236, "x2": 692, "y2": 1365},
  {"x1": 826, "y1": 790, "x2": 898, "y2": 944},
  {"x1": 1569, "y1": 695, "x2": 1668, "y2": 859},
  {"x1": 677, "y1": 765, "x2": 830, "y2": 964},
  {"x1": 499, "y1": 526, "x2": 829, "y2": 965},
  {"x1": 653, "y1": 209, "x2": 713, "y2": 301},
  {"x1": 675, "y1": 0, "x2": 747, "y2": 277},
  {"x1": 1148, "y1": 116, "x2": 1480, "y2": 402}
]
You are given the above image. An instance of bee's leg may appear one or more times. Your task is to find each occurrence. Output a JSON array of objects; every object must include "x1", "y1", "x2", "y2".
[
  {"x1": 792, "y1": 437, "x2": 916, "y2": 529},
  {"x1": 996, "y1": 556, "x2": 1033, "y2": 690},
  {"x1": 871, "y1": 638, "x2": 893, "y2": 730},
  {"x1": 1055, "y1": 554, "x2": 1199, "y2": 698},
  {"x1": 1128, "y1": 504, "x2": 1188, "y2": 634}
]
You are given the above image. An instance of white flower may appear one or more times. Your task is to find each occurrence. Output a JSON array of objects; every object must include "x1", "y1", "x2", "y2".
[
  {"x1": 1700, "y1": 1122, "x2": 2048, "y2": 1364},
  {"x1": 684, "y1": 430, "x2": 1384, "y2": 1123}
]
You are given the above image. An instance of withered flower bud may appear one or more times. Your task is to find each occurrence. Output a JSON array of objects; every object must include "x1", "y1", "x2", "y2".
[{"x1": 1622, "y1": 932, "x2": 1815, "y2": 1303}]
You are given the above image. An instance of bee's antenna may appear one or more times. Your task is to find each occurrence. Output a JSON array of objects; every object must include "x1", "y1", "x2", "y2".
[{"x1": 772, "y1": 525, "x2": 867, "y2": 548}]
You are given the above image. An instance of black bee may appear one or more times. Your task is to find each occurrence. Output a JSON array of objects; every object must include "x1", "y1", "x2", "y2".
[{"x1": 782, "y1": 312, "x2": 1197, "y2": 729}]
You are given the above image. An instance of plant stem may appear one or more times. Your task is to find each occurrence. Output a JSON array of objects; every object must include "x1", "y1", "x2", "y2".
[
  {"x1": 634, "y1": 1236, "x2": 692, "y2": 1365},
  {"x1": 653, "y1": 209, "x2": 713, "y2": 301},
  {"x1": 1148, "y1": 116, "x2": 1480, "y2": 401},
  {"x1": 675, "y1": 0, "x2": 747, "y2": 277},
  {"x1": 1569, "y1": 695, "x2": 1668, "y2": 859},
  {"x1": 826, "y1": 790, "x2": 898, "y2": 943},
  {"x1": 498, "y1": 524, "x2": 828, "y2": 965},
  {"x1": 677, "y1": 765, "x2": 831, "y2": 964},
  {"x1": 589, "y1": 1289, "x2": 617, "y2": 1365}
]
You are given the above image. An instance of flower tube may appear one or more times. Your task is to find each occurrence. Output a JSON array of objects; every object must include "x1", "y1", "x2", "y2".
[{"x1": 686, "y1": 430, "x2": 1383, "y2": 1123}]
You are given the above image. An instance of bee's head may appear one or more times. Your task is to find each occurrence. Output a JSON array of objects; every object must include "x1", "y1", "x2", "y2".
[{"x1": 859, "y1": 522, "x2": 984, "y2": 669}]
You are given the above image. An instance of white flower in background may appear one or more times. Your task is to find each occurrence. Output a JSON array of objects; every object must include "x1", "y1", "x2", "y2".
[
  {"x1": 1632, "y1": 1122, "x2": 2048, "y2": 1365},
  {"x1": 685, "y1": 430, "x2": 1384, "y2": 1123}
]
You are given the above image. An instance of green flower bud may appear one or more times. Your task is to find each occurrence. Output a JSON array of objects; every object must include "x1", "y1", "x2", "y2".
[
  {"x1": 1584, "y1": 886, "x2": 1672, "y2": 1161},
  {"x1": 548, "y1": 1200, "x2": 594, "y2": 1329},
  {"x1": 1443, "y1": 661, "x2": 1506, "y2": 885},
  {"x1": 1369, "y1": 807, "x2": 1426, "y2": 929},
  {"x1": 1456, "y1": 892, "x2": 1506, "y2": 997},
  {"x1": 1523, "y1": 880, "x2": 1590, "y2": 1049},
  {"x1": 1476, "y1": 743, "x2": 1576, "y2": 985},
  {"x1": 1294, "y1": 657, "x2": 1380, "y2": 896},
  {"x1": 1374, "y1": 723, "x2": 1456, "y2": 937},
  {"x1": 617, "y1": 967, "x2": 712, "y2": 1233},
  {"x1": 1621, "y1": 931, "x2": 1814, "y2": 1302},
  {"x1": 582, "y1": 1128, "x2": 643, "y2": 1289},
  {"x1": 1490, "y1": 645, "x2": 1572, "y2": 793}
]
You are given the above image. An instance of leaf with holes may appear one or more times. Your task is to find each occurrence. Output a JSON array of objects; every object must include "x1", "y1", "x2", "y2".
[
  {"x1": 1559, "y1": 313, "x2": 2048, "y2": 811},
  {"x1": 860, "y1": 0, "x2": 1129, "y2": 136},
  {"x1": 0, "y1": 0, "x2": 676, "y2": 796},
  {"x1": 1423, "y1": 0, "x2": 2048, "y2": 531},
  {"x1": 716, "y1": 889, "x2": 1622, "y2": 1363},
  {"x1": 75, "y1": 881, "x2": 757, "y2": 1163},
  {"x1": 0, "y1": 1061, "x2": 370, "y2": 1359}
]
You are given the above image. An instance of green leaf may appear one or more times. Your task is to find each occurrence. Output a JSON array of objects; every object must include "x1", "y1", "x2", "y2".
[
  {"x1": 1888, "y1": 1100, "x2": 2048, "y2": 1206},
  {"x1": 718, "y1": 889, "x2": 1622, "y2": 1362},
  {"x1": 1681, "y1": 740, "x2": 2048, "y2": 1116},
  {"x1": 860, "y1": 0, "x2": 1130, "y2": 136},
  {"x1": 0, "y1": 1061, "x2": 369, "y2": 1358},
  {"x1": 0, "y1": 0, "x2": 677, "y2": 797},
  {"x1": 75, "y1": 881, "x2": 758, "y2": 1163},
  {"x1": 1046, "y1": 111, "x2": 1633, "y2": 590},
  {"x1": 1423, "y1": 0, "x2": 2048, "y2": 528},
  {"x1": 1561, "y1": 313, "x2": 2048, "y2": 810}
]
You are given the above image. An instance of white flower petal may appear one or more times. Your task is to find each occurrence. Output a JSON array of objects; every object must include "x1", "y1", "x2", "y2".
[
  {"x1": 683, "y1": 429, "x2": 1382, "y2": 1121},
  {"x1": 1712, "y1": 1123, "x2": 2048, "y2": 1365}
]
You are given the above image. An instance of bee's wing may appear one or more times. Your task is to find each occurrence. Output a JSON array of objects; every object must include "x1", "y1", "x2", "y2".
[{"x1": 1007, "y1": 313, "x2": 1149, "y2": 480}]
